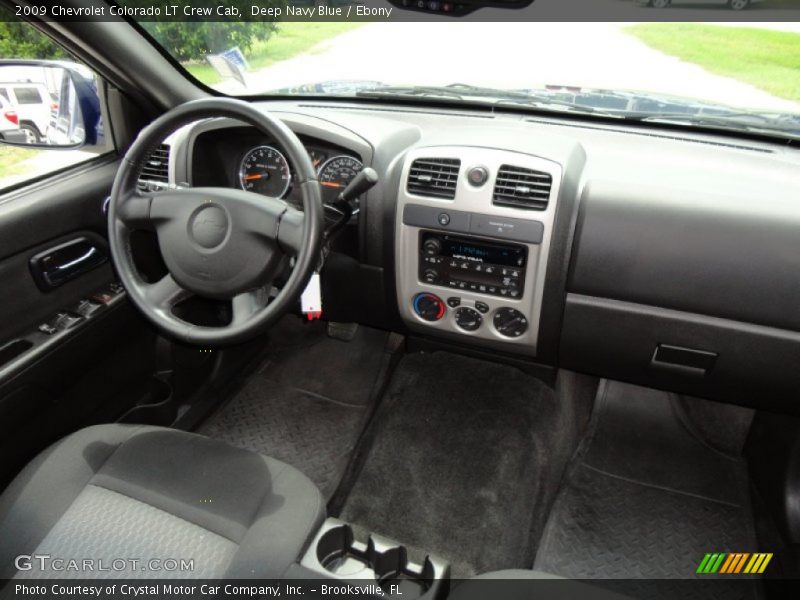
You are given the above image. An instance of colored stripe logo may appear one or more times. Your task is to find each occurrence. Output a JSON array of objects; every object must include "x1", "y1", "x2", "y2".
[{"x1": 697, "y1": 553, "x2": 772, "y2": 574}]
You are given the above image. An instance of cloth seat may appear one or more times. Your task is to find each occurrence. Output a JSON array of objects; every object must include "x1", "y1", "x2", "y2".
[{"x1": 0, "y1": 424, "x2": 325, "y2": 579}]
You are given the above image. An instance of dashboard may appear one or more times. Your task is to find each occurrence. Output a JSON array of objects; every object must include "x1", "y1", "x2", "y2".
[{"x1": 167, "y1": 102, "x2": 800, "y2": 411}]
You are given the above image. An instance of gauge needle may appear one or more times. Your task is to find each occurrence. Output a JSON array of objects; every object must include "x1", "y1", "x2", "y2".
[
  {"x1": 244, "y1": 174, "x2": 264, "y2": 181},
  {"x1": 320, "y1": 181, "x2": 343, "y2": 188}
]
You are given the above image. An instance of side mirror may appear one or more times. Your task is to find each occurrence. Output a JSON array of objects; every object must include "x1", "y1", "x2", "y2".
[{"x1": 0, "y1": 60, "x2": 102, "y2": 150}]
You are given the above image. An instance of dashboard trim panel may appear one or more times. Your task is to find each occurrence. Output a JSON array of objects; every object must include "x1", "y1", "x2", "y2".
[{"x1": 395, "y1": 145, "x2": 563, "y2": 356}]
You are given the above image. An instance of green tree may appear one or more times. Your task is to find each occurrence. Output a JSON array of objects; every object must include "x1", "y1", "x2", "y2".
[
  {"x1": 0, "y1": 22, "x2": 68, "y2": 60},
  {"x1": 141, "y1": 21, "x2": 277, "y2": 62}
]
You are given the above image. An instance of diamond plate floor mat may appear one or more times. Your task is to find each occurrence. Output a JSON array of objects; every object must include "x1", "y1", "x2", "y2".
[
  {"x1": 199, "y1": 317, "x2": 390, "y2": 499},
  {"x1": 340, "y1": 351, "x2": 567, "y2": 577},
  {"x1": 534, "y1": 380, "x2": 761, "y2": 599}
]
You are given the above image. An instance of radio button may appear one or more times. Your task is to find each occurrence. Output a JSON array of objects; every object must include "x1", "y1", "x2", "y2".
[
  {"x1": 423, "y1": 238, "x2": 442, "y2": 255},
  {"x1": 423, "y1": 269, "x2": 440, "y2": 284}
]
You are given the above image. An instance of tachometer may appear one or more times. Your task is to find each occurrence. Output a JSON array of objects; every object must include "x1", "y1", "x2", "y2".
[
  {"x1": 239, "y1": 145, "x2": 291, "y2": 198},
  {"x1": 318, "y1": 155, "x2": 364, "y2": 196}
]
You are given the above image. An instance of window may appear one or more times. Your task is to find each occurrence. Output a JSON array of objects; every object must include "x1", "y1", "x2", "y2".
[{"x1": 13, "y1": 87, "x2": 43, "y2": 105}]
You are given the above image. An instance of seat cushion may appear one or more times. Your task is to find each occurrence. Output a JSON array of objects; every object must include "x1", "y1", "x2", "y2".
[{"x1": 0, "y1": 424, "x2": 325, "y2": 579}]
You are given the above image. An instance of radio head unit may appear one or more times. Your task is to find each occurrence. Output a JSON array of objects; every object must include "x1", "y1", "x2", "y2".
[{"x1": 419, "y1": 231, "x2": 527, "y2": 299}]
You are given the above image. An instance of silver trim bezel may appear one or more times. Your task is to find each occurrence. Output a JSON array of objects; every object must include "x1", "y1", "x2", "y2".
[{"x1": 395, "y1": 145, "x2": 563, "y2": 356}]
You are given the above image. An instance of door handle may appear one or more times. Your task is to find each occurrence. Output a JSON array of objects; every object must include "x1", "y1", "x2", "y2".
[{"x1": 29, "y1": 236, "x2": 108, "y2": 291}]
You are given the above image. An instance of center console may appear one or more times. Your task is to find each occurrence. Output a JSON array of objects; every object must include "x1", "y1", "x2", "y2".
[{"x1": 395, "y1": 146, "x2": 562, "y2": 355}]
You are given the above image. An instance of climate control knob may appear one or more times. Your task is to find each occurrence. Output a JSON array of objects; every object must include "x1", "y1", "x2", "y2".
[
  {"x1": 493, "y1": 307, "x2": 528, "y2": 338},
  {"x1": 413, "y1": 293, "x2": 446, "y2": 322},
  {"x1": 455, "y1": 307, "x2": 482, "y2": 331}
]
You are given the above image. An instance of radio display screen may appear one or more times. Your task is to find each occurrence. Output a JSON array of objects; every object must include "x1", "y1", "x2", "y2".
[{"x1": 437, "y1": 234, "x2": 526, "y2": 267}]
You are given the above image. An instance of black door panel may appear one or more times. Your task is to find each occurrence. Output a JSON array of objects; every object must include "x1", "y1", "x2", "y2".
[
  {"x1": 0, "y1": 157, "x2": 118, "y2": 260},
  {"x1": 0, "y1": 231, "x2": 113, "y2": 343},
  {"x1": 0, "y1": 157, "x2": 158, "y2": 486}
]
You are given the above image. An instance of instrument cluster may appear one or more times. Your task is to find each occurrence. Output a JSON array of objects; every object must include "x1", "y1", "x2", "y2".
[{"x1": 238, "y1": 143, "x2": 364, "y2": 207}]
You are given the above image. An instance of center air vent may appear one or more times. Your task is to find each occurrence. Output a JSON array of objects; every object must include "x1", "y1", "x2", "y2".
[
  {"x1": 137, "y1": 143, "x2": 170, "y2": 191},
  {"x1": 407, "y1": 158, "x2": 460, "y2": 199},
  {"x1": 492, "y1": 165, "x2": 552, "y2": 210}
]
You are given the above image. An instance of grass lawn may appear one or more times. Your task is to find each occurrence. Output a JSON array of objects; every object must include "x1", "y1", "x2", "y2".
[
  {"x1": 0, "y1": 146, "x2": 39, "y2": 179},
  {"x1": 184, "y1": 22, "x2": 364, "y2": 87},
  {"x1": 625, "y1": 24, "x2": 800, "y2": 103}
]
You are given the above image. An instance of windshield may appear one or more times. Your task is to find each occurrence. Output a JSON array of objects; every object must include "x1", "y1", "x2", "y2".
[{"x1": 135, "y1": 16, "x2": 800, "y2": 137}]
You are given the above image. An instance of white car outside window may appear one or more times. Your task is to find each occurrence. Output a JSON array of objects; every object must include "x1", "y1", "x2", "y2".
[{"x1": 0, "y1": 82, "x2": 54, "y2": 144}]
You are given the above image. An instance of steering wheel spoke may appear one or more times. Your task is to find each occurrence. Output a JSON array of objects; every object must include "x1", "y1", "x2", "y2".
[
  {"x1": 277, "y1": 207, "x2": 306, "y2": 256},
  {"x1": 231, "y1": 288, "x2": 269, "y2": 325},
  {"x1": 117, "y1": 193, "x2": 155, "y2": 230},
  {"x1": 144, "y1": 274, "x2": 192, "y2": 310}
]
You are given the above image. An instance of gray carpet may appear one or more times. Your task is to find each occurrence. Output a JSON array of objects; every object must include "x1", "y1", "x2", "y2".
[
  {"x1": 340, "y1": 351, "x2": 562, "y2": 577},
  {"x1": 534, "y1": 381, "x2": 760, "y2": 598},
  {"x1": 199, "y1": 317, "x2": 389, "y2": 499}
]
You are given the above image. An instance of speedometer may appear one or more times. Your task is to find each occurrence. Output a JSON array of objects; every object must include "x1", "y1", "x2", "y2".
[
  {"x1": 239, "y1": 145, "x2": 291, "y2": 198},
  {"x1": 318, "y1": 155, "x2": 364, "y2": 196}
]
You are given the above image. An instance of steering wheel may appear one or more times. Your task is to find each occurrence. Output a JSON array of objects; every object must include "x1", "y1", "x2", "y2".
[{"x1": 108, "y1": 98, "x2": 324, "y2": 345}]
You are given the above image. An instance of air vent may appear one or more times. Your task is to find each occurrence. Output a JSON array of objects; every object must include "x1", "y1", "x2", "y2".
[
  {"x1": 492, "y1": 165, "x2": 552, "y2": 210},
  {"x1": 137, "y1": 143, "x2": 170, "y2": 191},
  {"x1": 407, "y1": 158, "x2": 461, "y2": 199}
]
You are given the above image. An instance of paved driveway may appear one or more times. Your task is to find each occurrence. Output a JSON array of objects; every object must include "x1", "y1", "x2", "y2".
[{"x1": 226, "y1": 22, "x2": 799, "y2": 113}]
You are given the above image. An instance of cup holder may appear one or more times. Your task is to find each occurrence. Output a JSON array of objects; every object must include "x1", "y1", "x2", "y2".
[{"x1": 302, "y1": 519, "x2": 448, "y2": 599}]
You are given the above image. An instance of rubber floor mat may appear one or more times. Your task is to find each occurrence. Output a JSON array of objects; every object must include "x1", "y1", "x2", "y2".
[
  {"x1": 534, "y1": 380, "x2": 761, "y2": 599},
  {"x1": 199, "y1": 317, "x2": 390, "y2": 499},
  {"x1": 340, "y1": 351, "x2": 563, "y2": 577}
]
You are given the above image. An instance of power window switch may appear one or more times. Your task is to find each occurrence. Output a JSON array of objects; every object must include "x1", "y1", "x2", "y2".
[
  {"x1": 53, "y1": 312, "x2": 82, "y2": 331},
  {"x1": 74, "y1": 299, "x2": 103, "y2": 318},
  {"x1": 90, "y1": 291, "x2": 114, "y2": 305},
  {"x1": 38, "y1": 322, "x2": 58, "y2": 335}
]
